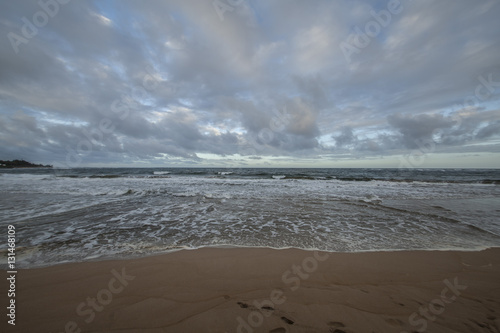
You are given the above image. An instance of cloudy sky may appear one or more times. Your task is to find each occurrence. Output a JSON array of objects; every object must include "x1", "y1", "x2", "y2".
[{"x1": 1, "y1": 0, "x2": 499, "y2": 168}]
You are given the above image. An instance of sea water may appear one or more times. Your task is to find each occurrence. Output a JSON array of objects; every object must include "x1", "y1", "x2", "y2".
[{"x1": 0, "y1": 168, "x2": 499, "y2": 268}]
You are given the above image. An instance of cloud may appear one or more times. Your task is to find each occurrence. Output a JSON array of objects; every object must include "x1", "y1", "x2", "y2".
[
  {"x1": 477, "y1": 121, "x2": 500, "y2": 140},
  {"x1": 333, "y1": 126, "x2": 357, "y2": 148},
  {"x1": 387, "y1": 113, "x2": 455, "y2": 149},
  {"x1": 0, "y1": 0, "x2": 499, "y2": 167}
]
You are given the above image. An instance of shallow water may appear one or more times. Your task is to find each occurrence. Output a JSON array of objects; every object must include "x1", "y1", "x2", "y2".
[{"x1": 1, "y1": 168, "x2": 499, "y2": 268}]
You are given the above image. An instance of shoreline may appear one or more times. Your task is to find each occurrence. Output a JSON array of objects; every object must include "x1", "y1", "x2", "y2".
[
  {"x1": 5, "y1": 247, "x2": 500, "y2": 332},
  {"x1": 8, "y1": 244, "x2": 499, "y2": 270}
]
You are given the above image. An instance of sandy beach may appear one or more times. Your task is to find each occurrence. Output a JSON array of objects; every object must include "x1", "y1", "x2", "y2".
[
  {"x1": 3, "y1": 247, "x2": 499, "y2": 332},
  {"x1": 2, "y1": 0, "x2": 500, "y2": 332}
]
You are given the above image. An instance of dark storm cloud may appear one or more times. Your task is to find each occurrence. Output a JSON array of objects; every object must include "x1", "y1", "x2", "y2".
[
  {"x1": 330, "y1": 110, "x2": 500, "y2": 156},
  {"x1": 387, "y1": 113, "x2": 455, "y2": 149},
  {"x1": 477, "y1": 121, "x2": 500, "y2": 140},
  {"x1": 0, "y1": 0, "x2": 499, "y2": 166},
  {"x1": 333, "y1": 127, "x2": 357, "y2": 148}
]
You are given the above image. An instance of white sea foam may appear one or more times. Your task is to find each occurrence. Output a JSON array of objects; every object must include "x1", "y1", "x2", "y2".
[
  {"x1": 153, "y1": 171, "x2": 170, "y2": 175},
  {"x1": 1, "y1": 170, "x2": 499, "y2": 268}
]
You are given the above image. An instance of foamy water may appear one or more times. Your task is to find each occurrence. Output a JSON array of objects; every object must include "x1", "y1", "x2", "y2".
[{"x1": 0, "y1": 168, "x2": 499, "y2": 268}]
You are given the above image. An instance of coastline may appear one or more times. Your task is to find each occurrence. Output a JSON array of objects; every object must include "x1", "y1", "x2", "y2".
[
  {"x1": 4, "y1": 247, "x2": 500, "y2": 332},
  {"x1": 3, "y1": 168, "x2": 499, "y2": 269},
  {"x1": 7, "y1": 243, "x2": 497, "y2": 270}
]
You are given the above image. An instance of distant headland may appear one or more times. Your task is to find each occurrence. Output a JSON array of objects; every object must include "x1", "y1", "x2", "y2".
[{"x1": 0, "y1": 159, "x2": 52, "y2": 168}]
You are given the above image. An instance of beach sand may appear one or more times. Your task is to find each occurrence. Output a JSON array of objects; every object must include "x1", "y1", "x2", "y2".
[{"x1": 4, "y1": 247, "x2": 500, "y2": 332}]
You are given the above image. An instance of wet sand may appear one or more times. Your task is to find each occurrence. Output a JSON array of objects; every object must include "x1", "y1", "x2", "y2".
[{"x1": 4, "y1": 247, "x2": 500, "y2": 332}]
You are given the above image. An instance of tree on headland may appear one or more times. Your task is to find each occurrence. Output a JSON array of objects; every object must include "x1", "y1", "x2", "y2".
[{"x1": 0, "y1": 159, "x2": 52, "y2": 168}]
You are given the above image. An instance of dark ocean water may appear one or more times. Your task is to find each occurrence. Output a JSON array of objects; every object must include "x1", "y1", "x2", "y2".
[
  {"x1": 4, "y1": 167, "x2": 499, "y2": 183},
  {"x1": 1, "y1": 168, "x2": 499, "y2": 268}
]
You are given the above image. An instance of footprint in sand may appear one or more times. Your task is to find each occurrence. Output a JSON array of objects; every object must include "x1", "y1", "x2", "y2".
[
  {"x1": 269, "y1": 328, "x2": 286, "y2": 333},
  {"x1": 237, "y1": 302, "x2": 249, "y2": 308},
  {"x1": 328, "y1": 321, "x2": 347, "y2": 333},
  {"x1": 281, "y1": 316, "x2": 294, "y2": 325}
]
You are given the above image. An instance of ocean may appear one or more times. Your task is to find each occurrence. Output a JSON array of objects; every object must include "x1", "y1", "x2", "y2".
[{"x1": 1, "y1": 168, "x2": 499, "y2": 268}]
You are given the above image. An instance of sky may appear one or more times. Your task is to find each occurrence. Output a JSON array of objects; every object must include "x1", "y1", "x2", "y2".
[{"x1": 1, "y1": 0, "x2": 499, "y2": 168}]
